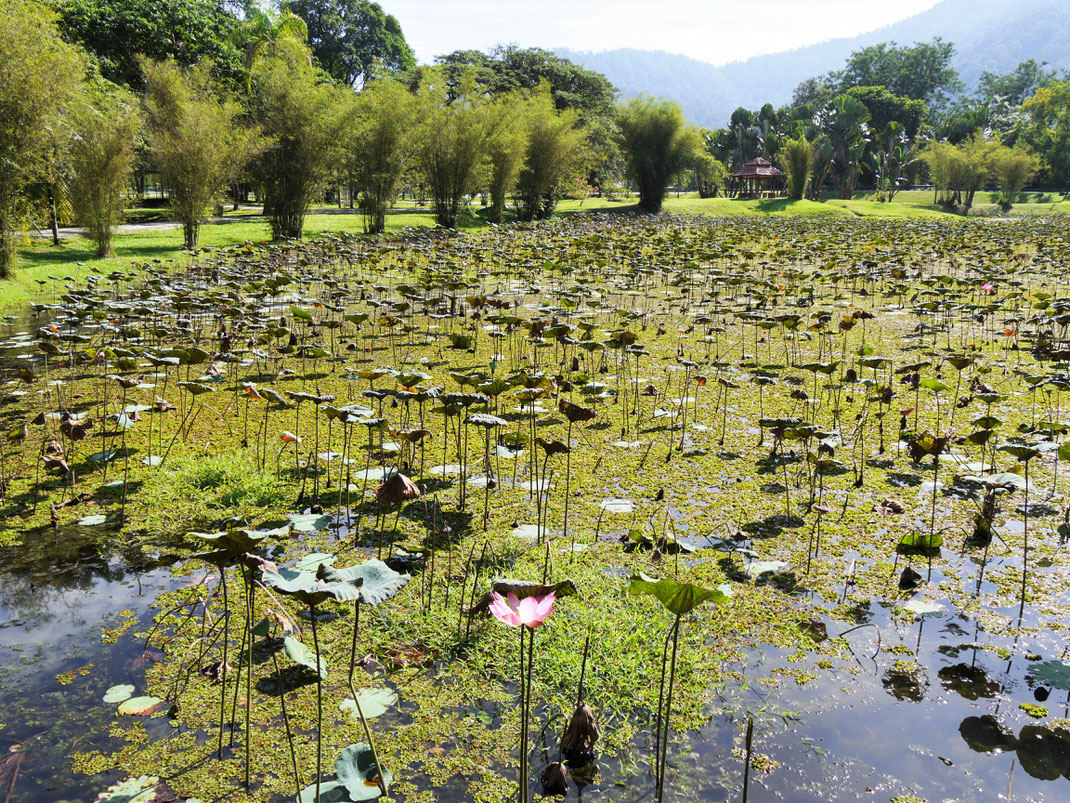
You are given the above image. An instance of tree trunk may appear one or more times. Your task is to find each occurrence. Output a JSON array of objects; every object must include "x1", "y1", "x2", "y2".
[
  {"x1": 48, "y1": 185, "x2": 61, "y2": 246},
  {"x1": 183, "y1": 219, "x2": 199, "y2": 250},
  {"x1": 0, "y1": 213, "x2": 14, "y2": 280}
]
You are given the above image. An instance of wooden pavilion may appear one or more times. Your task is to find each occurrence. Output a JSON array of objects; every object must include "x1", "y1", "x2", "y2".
[{"x1": 732, "y1": 157, "x2": 785, "y2": 198}]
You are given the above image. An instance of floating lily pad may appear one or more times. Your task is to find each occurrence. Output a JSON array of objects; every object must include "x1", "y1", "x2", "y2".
[
  {"x1": 288, "y1": 512, "x2": 333, "y2": 532},
  {"x1": 352, "y1": 466, "x2": 397, "y2": 481},
  {"x1": 117, "y1": 695, "x2": 170, "y2": 716},
  {"x1": 93, "y1": 775, "x2": 170, "y2": 803},
  {"x1": 427, "y1": 463, "x2": 463, "y2": 476},
  {"x1": 901, "y1": 599, "x2": 945, "y2": 618},
  {"x1": 1030, "y1": 660, "x2": 1070, "y2": 691},
  {"x1": 339, "y1": 687, "x2": 398, "y2": 720},
  {"x1": 599, "y1": 498, "x2": 635, "y2": 514},
  {"x1": 297, "y1": 780, "x2": 347, "y2": 802},
  {"x1": 78, "y1": 513, "x2": 109, "y2": 526},
  {"x1": 510, "y1": 523, "x2": 548, "y2": 540},
  {"x1": 744, "y1": 560, "x2": 790, "y2": 578},
  {"x1": 103, "y1": 684, "x2": 135, "y2": 703}
]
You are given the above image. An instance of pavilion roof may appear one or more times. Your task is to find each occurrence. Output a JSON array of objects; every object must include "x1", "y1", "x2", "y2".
[{"x1": 732, "y1": 157, "x2": 783, "y2": 179}]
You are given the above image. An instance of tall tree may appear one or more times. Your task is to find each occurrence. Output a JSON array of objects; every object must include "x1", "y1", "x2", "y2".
[
  {"x1": 237, "y1": 6, "x2": 309, "y2": 84},
  {"x1": 434, "y1": 45, "x2": 617, "y2": 190},
  {"x1": 815, "y1": 94, "x2": 872, "y2": 200},
  {"x1": 920, "y1": 134, "x2": 998, "y2": 212},
  {"x1": 434, "y1": 45, "x2": 616, "y2": 120},
  {"x1": 415, "y1": 68, "x2": 511, "y2": 228},
  {"x1": 978, "y1": 60, "x2": 1057, "y2": 108},
  {"x1": 826, "y1": 38, "x2": 962, "y2": 107},
  {"x1": 142, "y1": 58, "x2": 266, "y2": 249},
  {"x1": 283, "y1": 0, "x2": 414, "y2": 88},
  {"x1": 725, "y1": 107, "x2": 759, "y2": 171},
  {"x1": 616, "y1": 95, "x2": 701, "y2": 213},
  {"x1": 486, "y1": 93, "x2": 530, "y2": 224},
  {"x1": 250, "y1": 48, "x2": 350, "y2": 239},
  {"x1": 693, "y1": 152, "x2": 728, "y2": 198},
  {"x1": 68, "y1": 87, "x2": 141, "y2": 257},
  {"x1": 779, "y1": 137, "x2": 813, "y2": 200},
  {"x1": 1020, "y1": 79, "x2": 1070, "y2": 187},
  {"x1": 514, "y1": 88, "x2": 588, "y2": 220},
  {"x1": 871, "y1": 121, "x2": 916, "y2": 201},
  {"x1": 991, "y1": 145, "x2": 1039, "y2": 208},
  {"x1": 0, "y1": 0, "x2": 85, "y2": 278},
  {"x1": 349, "y1": 77, "x2": 419, "y2": 233},
  {"x1": 54, "y1": 0, "x2": 243, "y2": 88}
]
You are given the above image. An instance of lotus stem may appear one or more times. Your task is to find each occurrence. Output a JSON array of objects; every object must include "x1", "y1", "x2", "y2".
[
  {"x1": 217, "y1": 567, "x2": 228, "y2": 760},
  {"x1": 309, "y1": 604, "x2": 323, "y2": 803},
  {"x1": 271, "y1": 626, "x2": 301, "y2": 796}
]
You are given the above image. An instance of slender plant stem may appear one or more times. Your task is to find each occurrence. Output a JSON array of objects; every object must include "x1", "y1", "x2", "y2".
[
  {"x1": 345, "y1": 600, "x2": 388, "y2": 796},
  {"x1": 271, "y1": 628, "x2": 301, "y2": 797},
  {"x1": 310, "y1": 605, "x2": 323, "y2": 803},
  {"x1": 217, "y1": 567, "x2": 228, "y2": 759},
  {"x1": 656, "y1": 615, "x2": 682, "y2": 803},
  {"x1": 245, "y1": 564, "x2": 253, "y2": 789}
]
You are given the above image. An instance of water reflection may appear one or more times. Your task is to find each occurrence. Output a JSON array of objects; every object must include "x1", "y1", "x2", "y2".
[
  {"x1": 938, "y1": 663, "x2": 1000, "y2": 700},
  {"x1": 960, "y1": 717, "x2": 1070, "y2": 782}
]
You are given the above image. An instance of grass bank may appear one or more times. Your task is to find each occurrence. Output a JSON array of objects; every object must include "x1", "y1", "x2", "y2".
[{"x1": 4, "y1": 188, "x2": 1067, "y2": 314}]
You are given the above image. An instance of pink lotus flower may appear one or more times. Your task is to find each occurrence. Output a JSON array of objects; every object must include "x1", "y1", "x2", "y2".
[
  {"x1": 981, "y1": 282, "x2": 995, "y2": 293},
  {"x1": 489, "y1": 592, "x2": 555, "y2": 628}
]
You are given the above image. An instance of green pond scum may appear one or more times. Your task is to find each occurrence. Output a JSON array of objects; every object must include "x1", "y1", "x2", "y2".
[{"x1": 3, "y1": 211, "x2": 1070, "y2": 800}]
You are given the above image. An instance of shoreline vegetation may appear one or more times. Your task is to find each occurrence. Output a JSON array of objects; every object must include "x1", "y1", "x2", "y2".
[{"x1": 5, "y1": 189, "x2": 1067, "y2": 315}]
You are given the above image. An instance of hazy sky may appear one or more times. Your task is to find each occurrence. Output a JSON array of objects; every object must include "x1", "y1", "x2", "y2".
[{"x1": 386, "y1": 0, "x2": 942, "y2": 66}]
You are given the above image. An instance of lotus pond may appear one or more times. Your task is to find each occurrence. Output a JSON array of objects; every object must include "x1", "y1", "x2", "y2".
[{"x1": 4, "y1": 212, "x2": 1070, "y2": 802}]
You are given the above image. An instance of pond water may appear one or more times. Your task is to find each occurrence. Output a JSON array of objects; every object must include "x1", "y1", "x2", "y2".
[{"x1": 4, "y1": 524, "x2": 1068, "y2": 801}]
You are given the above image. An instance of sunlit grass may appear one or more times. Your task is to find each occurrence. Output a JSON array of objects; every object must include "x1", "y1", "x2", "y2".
[{"x1": 5, "y1": 187, "x2": 1067, "y2": 313}]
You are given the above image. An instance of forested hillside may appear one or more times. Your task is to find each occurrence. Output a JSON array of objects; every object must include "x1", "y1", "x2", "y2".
[{"x1": 558, "y1": 0, "x2": 1070, "y2": 127}]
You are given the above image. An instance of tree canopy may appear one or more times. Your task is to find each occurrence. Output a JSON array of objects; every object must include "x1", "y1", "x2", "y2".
[
  {"x1": 1020, "y1": 79, "x2": 1070, "y2": 186},
  {"x1": 617, "y1": 96, "x2": 701, "y2": 213},
  {"x1": 820, "y1": 38, "x2": 963, "y2": 107},
  {"x1": 843, "y1": 86, "x2": 927, "y2": 139},
  {"x1": 434, "y1": 45, "x2": 617, "y2": 121},
  {"x1": 978, "y1": 59, "x2": 1058, "y2": 108},
  {"x1": 0, "y1": 0, "x2": 86, "y2": 277},
  {"x1": 282, "y1": 0, "x2": 414, "y2": 88},
  {"x1": 54, "y1": 0, "x2": 243, "y2": 88}
]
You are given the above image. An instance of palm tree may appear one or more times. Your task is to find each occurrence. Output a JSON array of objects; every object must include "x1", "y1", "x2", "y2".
[
  {"x1": 816, "y1": 94, "x2": 872, "y2": 199},
  {"x1": 874, "y1": 121, "x2": 916, "y2": 200},
  {"x1": 727, "y1": 107, "x2": 759, "y2": 172},
  {"x1": 236, "y1": 7, "x2": 309, "y2": 87}
]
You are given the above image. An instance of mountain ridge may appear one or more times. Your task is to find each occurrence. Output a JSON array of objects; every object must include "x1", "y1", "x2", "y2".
[{"x1": 556, "y1": 0, "x2": 1070, "y2": 128}]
